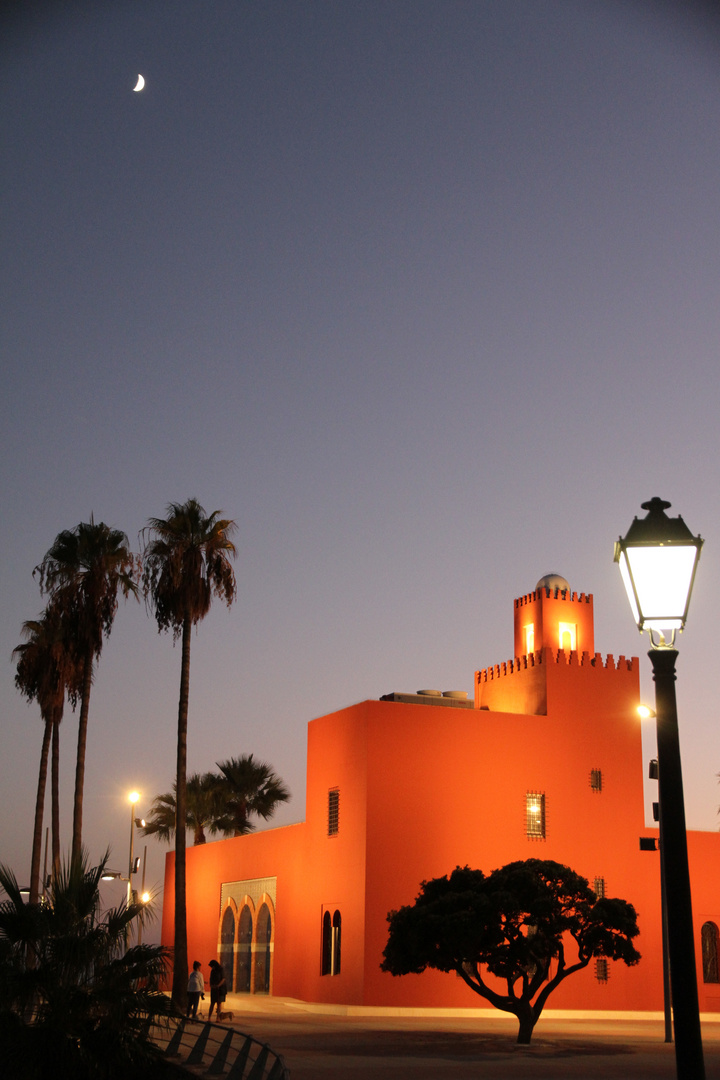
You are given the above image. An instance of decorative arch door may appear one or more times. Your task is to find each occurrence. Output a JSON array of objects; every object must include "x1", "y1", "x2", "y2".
[
  {"x1": 219, "y1": 906, "x2": 235, "y2": 990},
  {"x1": 253, "y1": 902, "x2": 273, "y2": 994},
  {"x1": 236, "y1": 904, "x2": 253, "y2": 992}
]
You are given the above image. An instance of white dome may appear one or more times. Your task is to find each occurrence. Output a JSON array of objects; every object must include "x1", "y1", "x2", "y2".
[{"x1": 536, "y1": 573, "x2": 570, "y2": 592}]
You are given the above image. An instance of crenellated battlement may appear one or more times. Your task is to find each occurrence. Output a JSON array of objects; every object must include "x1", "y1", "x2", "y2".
[
  {"x1": 476, "y1": 648, "x2": 636, "y2": 685},
  {"x1": 515, "y1": 588, "x2": 592, "y2": 608}
]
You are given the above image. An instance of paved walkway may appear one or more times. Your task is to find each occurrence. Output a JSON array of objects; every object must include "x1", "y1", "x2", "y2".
[{"x1": 215, "y1": 994, "x2": 720, "y2": 1079}]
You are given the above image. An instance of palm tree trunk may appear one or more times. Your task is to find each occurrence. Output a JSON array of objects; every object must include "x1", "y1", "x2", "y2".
[
  {"x1": 30, "y1": 716, "x2": 53, "y2": 905},
  {"x1": 51, "y1": 709, "x2": 61, "y2": 878},
  {"x1": 171, "y1": 614, "x2": 191, "y2": 1007},
  {"x1": 71, "y1": 651, "x2": 93, "y2": 864}
]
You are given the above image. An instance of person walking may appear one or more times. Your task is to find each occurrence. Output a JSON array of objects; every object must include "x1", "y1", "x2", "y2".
[
  {"x1": 187, "y1": 960, "x2": 205, "y2": 1019},
  {"x1": 208, "y1": 958, "x2": 227, "y2": 1021}
]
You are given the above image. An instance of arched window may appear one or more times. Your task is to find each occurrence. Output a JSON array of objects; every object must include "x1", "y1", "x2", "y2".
[
  {"x1": 702, "y1": 921, "x2": 720, "y2": 983},
  {"x1": 236, "y1": 904, "x2": 253, "y2": 993},
  {"x1": 321, "y1": 910, "x2": 332, "y2": 975},
  {"x1": 332, "y1": 910, "x2": 342, "y2": 975},
  {"x1": 254, "y1": 902, "x2": 273, "y2": 994},
  {"x1": 322, "y1": 909, "x2": 341, "y2": 975},
  {"x1": 220, "y1": 906, "x2": 235, "y2": 991}
]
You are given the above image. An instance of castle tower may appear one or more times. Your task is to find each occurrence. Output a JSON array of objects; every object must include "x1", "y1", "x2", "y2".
[
  {"x1": 513, "y1": 573, "x2": 594, "y2": 658},
  {"x1": 476, "y1": 574, "x2": 635, "y2": 715}
]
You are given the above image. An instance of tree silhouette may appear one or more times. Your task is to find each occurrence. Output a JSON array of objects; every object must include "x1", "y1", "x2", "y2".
[
  {"x1": 141, "y1": 498, "x2": 237, "y2": 1007},
  {"x1": 382, "y1": 860, "x2": 640, "y2": 1044}
]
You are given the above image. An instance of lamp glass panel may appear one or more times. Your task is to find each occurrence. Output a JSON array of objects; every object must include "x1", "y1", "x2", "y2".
[
  {"x1": 618, "y1": 552, "x2": 641, "y2": 625},
  {"x1": 624, "y1": 544, "x2": 697, "y2": 625}
]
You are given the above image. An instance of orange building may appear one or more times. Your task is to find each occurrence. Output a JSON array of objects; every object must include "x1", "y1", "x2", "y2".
[{"x1": 161, "y1": 575, "x2": 720, "y2": 1013}]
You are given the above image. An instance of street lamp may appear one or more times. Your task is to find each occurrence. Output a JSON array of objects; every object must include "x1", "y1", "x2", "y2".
[
  {"x1": 127, "y1": 791, "x2": 140, "y2": 910},
  {"x1": 615, "y1": 497, "x2": 704, "y2": 1080}
]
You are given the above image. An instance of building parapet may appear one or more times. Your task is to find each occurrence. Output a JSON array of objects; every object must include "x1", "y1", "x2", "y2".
[
  {"x1": 476, "y1": 649, "x2": 636, "y2": 684},
  {"x1": 515, "y1": 588, "x2": 592, "y2": 607}
]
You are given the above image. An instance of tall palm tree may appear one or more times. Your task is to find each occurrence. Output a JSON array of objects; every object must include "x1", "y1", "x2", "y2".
[
  {"x1": 141, "y1": 772, "x2": 220, "y2": 846},
  {"x1": 214, "y1": 754, "x2": 290, "y2": 837},
  {"x1": 141, "y1": 498, "x2": 237, "y2": 1006},
  {"x1": 35, "y1": 520, "x2": 138, "y2": 863},
  {"x1": 13, "y1": 604, "x2": 78, "y2": 904}
]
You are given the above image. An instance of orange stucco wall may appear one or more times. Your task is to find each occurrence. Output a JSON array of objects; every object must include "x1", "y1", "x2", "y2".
[{"x1": 161, "y1": 583, "x2": 720, "y2": 1013}]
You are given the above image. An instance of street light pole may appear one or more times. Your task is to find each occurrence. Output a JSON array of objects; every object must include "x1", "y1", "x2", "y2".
[
  {"x1": 615, "y1": 497, "x2": 704, "y2": 1080},
  {"x1": 650, "y1": 647, "x2": 704, "y2": 1077},
  {"x1": 649, "y1": 754, "x2": 673, "y2": 1044},
  {"x1": 127, "y1": 791, "x2": 140, "y2": 911}
]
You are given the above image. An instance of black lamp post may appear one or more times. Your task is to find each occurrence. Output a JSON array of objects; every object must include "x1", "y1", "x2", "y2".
[{"x1": 615, "y1": 497, "x2": 704, "y2": 1080}]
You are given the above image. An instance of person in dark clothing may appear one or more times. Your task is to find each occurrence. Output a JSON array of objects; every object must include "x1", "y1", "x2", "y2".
[{"x1": 208, "y1": 958, "x2": 227, "y2": 1020}]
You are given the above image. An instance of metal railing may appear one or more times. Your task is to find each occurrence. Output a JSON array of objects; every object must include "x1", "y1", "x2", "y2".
[{"x1": 151, "y1": 1016, "x2": 289, "y2": 1079}]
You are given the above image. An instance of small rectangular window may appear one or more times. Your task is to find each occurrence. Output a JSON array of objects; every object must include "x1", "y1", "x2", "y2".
[
  {"x1": 593, "y1": 876, "x2": 606, "y2": 899},
  {"x1": 526, "y1": 793, "x2": 545, "y2": 839},
  {"x1": 590, "y1": 768, "x2": 603, "y2": 792},
  {"x1": 328, "y1": 789, "x2": 339, "y2": 836},
  {"x1": 595, "y1": 958, "x2": 609, "y2": 983}
]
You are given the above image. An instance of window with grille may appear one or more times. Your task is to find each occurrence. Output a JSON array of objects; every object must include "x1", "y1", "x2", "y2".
[
  {"x1": 328, "y1": 789, "x2": 339, "y2": 836},
  {"x1": 590, "y1": 768, "x2": 603, "y2": 792},
  {"x1": 525, "y1": 793, "x2": 545, "y2": 839},
  {"x1": 593, "y1": 877, "x2": 606, "y2": 899},
  {"x1": 595, "y1": 958, "x2": 609, "y2": 983}
]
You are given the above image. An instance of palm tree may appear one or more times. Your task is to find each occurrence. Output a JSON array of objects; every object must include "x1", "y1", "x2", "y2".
[
  {"x1": 0, "y1": 852, "x2": 176, "y2": 1080},
  {"x1": 34, "y1": 521, "x2": 138, "y2": 863},
  {"x1": 213, "y1": 754, "x2": 290, "y2": 836},
  {"x1": 141, "y1": 760, "x2": 290, "y2": 847},
  {"x1": 13, "y1": 604, "x2": 78, "y2": 903},
  {"x1": 141, "y1": 498, "x2": 237, "y2": 1006},
  {"x1": 141, "y1": 772, "x2": 220, "y2": 846}
]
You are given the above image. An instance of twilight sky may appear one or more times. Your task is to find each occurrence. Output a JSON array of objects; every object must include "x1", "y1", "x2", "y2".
[{"x1": 3, "y1": 1, "x2": 720, "y2": 928}]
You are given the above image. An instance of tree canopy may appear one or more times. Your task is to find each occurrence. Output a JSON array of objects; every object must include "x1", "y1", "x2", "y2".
[
  {"x1": 381, "y1": 860, "x2": 641, "y2": 1044},
  {"x1": 141, "y1": 755, "x2": 290, "y2": 846}
]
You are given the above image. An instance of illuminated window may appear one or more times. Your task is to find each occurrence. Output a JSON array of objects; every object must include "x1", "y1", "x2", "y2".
[
  {"x1": 593, "y1": 877, "x2": 606, "y2": 899},
  {"x1": 595, "y1": 958, "x2": 609, "y2": 983},
  {"x1": 328, "y1": 789, "x2": 339, "y2": 836},
  {"x1": 559, "y1": 622, "x2": 576, "y2": 651},
  {"x1": 590, "y1": 769, "x2": 603, "y2": 792},
  {"x1": 702, "y1": 922, "x2": 720, "y2": 983},
  {"x1": 524, "y1": 624, "x2": 534, "y2": 655},
  {"x1": 321, "y1": 909, "x2": 342, "y2": 975},
  {"x1": 525, "y1": 793, "x2": 545, "y2": 839}
]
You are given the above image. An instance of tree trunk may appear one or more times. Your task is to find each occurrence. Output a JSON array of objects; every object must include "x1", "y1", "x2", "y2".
[
  {"x1": 171, "y1": 615, "x2": 191, "y2": 1007},
  {"x1": 71, "y1": 651, "x2": 93, "y2": 864},
  {"x1": 51, "y1": 710, "x2": 61, "y2": 879},
  {"x1": 30, "y1": 715, "x2": 52, "y2": 905},
  {"x1": 516, "y1": 1003, "x2": 537, "y2": 1045}
]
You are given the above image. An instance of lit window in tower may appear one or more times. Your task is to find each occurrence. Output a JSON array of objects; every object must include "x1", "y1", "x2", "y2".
[{"x1": 559, "y1": 622, "x2": 576, "y2": 651}]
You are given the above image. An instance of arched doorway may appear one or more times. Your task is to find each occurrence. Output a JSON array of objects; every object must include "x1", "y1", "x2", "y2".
[
  {"x1": 254, "y1": 902, "x2": 272, "y2": 994},
  {"x1": 219, "y1": 906, "x2": 235, "y2": 990},
  {"x1": 702, "y1": 921, "x2": 720, "y2": 983},
  {"x1": 236, "y1": 904, "x2": 253, "y2": 992}
]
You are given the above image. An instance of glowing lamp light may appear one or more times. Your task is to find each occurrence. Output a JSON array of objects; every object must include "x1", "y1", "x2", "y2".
[
  {"x1": 129, "y1": 790, "x2": 140, "y2": 804},
  {"x1": 637, "y1": 704, "x2": 656, "y2": 720},
  {"x1": 614, "y1": 497, "x2": 702, "y2": 646}
]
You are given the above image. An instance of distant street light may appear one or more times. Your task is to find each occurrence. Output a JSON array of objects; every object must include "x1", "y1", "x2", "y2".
[
  {"x1": 127, "y1": 791, "x2": 140, "y2": 910},
  {"x1": 615, "y1": 497, "x2": 704, "y2": 1080}
]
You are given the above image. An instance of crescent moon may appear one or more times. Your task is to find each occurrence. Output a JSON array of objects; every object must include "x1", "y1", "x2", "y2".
[{"x1": 133, "y1": 74, "x2": 145, "y2": 92}]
